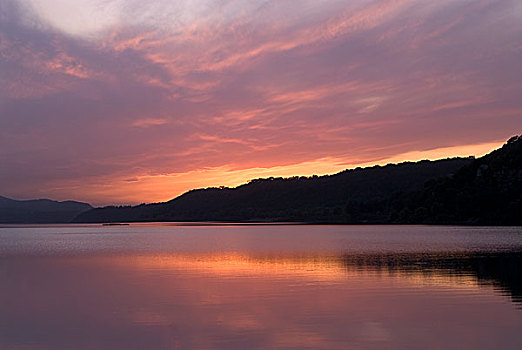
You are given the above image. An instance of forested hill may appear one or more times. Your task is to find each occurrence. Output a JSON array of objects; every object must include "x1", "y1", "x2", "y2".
[
  {"x1": 398, "y1": 135, "x2": 522, "y2": 225},
  {"x1": 0, "y1": 197, "x2": 92, "y2": 223},
  {"x1": 74, "y1": 156, "x2": 473, "y2": 224},
  {"x1": 73, "y1": 135, "x2": 522, "y2": 225}
]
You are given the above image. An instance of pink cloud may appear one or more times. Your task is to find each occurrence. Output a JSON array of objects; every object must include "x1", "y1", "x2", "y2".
[{"x1": 1, "y1": 0, "x2": 521, "y2": 204}]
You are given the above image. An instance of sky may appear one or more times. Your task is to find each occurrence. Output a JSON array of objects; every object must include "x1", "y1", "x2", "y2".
[{"x1": 1, "y1": 0, "x2": 521, "y2": 206}]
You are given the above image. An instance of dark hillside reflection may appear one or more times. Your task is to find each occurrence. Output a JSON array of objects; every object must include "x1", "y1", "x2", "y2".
[{"x1": 340, "y1": 251, "x2": 522, "y2": 306}]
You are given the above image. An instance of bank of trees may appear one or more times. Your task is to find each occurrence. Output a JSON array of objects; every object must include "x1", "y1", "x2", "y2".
[{"x1": 75, "y1": 136, "x2": 522, "y2": 225}]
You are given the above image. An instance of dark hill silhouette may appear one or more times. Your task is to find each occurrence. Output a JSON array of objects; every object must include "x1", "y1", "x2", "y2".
[
  {"x1": 73, "y1": 135, "x2": 522, "y2": 225},
  {"x1": 74, "y1": 157, "x2": 474, "y2": 223},
  {"x1": 395, "y1": 135, "x2": 522, "y2": 225},
  {"x1": 0, "y1": 197, "x2": 92, "y2": 223}
]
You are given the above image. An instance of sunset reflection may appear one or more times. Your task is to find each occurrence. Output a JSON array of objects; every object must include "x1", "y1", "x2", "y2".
[
  {"x1": 101, "y1": 252, "x2": 503, "y2": 292},
  {"x1": 2, "y1": 224, "x2": 522, "y2": 350},
  {"x1": 2, "y1": 251, "x2": 522, "y2": 350}
]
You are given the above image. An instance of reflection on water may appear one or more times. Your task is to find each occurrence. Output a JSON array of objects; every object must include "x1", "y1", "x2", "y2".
[
  {"x1": 341, "y1": 252, "x2": 522, "y2": 306},
  {"x1": 1, "y1": 225, "x2": 522, "y2": 350}
]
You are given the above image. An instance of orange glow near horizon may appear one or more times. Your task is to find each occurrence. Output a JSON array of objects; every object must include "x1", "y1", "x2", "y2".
[{"x1": 38, "y1": 140, "x2": 504, "y2": 206}]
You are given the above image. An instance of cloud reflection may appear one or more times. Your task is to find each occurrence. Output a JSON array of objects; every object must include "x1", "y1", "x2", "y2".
[{"x1": 1, "y1": 251, "x2": 521, "y2": 350}]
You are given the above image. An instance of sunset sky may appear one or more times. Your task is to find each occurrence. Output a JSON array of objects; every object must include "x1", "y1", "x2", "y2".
[{"x1": 1, "y1": 0, "x2": 521, "y2": 206}]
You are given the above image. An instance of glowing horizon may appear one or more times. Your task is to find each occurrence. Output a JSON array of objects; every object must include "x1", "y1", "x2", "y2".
[
  {"x1": 7, "y1": 139, "x2": 504, "y2": 206},
  {"x1": 1, "y1": 0, "x2": 521, "y2": 206}
]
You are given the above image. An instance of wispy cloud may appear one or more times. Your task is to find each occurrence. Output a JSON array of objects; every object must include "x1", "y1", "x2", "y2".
[{"x1": 131, "y1": 118, "x2": 169, "y2": 128}]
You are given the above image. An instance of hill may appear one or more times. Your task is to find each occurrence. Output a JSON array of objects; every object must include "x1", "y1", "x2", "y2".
[
  {"x1": 0, "y1": 197, "x2": 93, "y2": 224},
  {"x1": 73, "y1": 135, "x2": 522, "y2": 225},
  {"x1": 74, "y1": 157, "x2": 473, "y2": 223},
  {"x1": 395, "y1": 135, "x2": 522, "y2": 225}
]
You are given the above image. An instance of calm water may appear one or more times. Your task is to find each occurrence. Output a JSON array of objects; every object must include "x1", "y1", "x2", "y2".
[{"x1": 1, "y1": 224, "x2": 522, "y2": 350}]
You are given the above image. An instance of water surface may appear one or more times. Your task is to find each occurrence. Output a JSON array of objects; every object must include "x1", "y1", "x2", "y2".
[{"x1": 1, "y1": 224, "x2": 522, "y2": 349}]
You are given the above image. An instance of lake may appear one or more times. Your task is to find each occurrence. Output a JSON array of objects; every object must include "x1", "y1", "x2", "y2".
[{"x1": 1, "y1": 224, "x2": 522, "y2": 349}]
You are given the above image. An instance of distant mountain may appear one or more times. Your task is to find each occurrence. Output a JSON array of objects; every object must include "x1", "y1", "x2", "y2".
[
  {"x1": 0, "y1": 197, "x2": 92, "y2": 223},
  {"x1": 74, "y1": 155, "x2": 474, "y2": 224}
]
